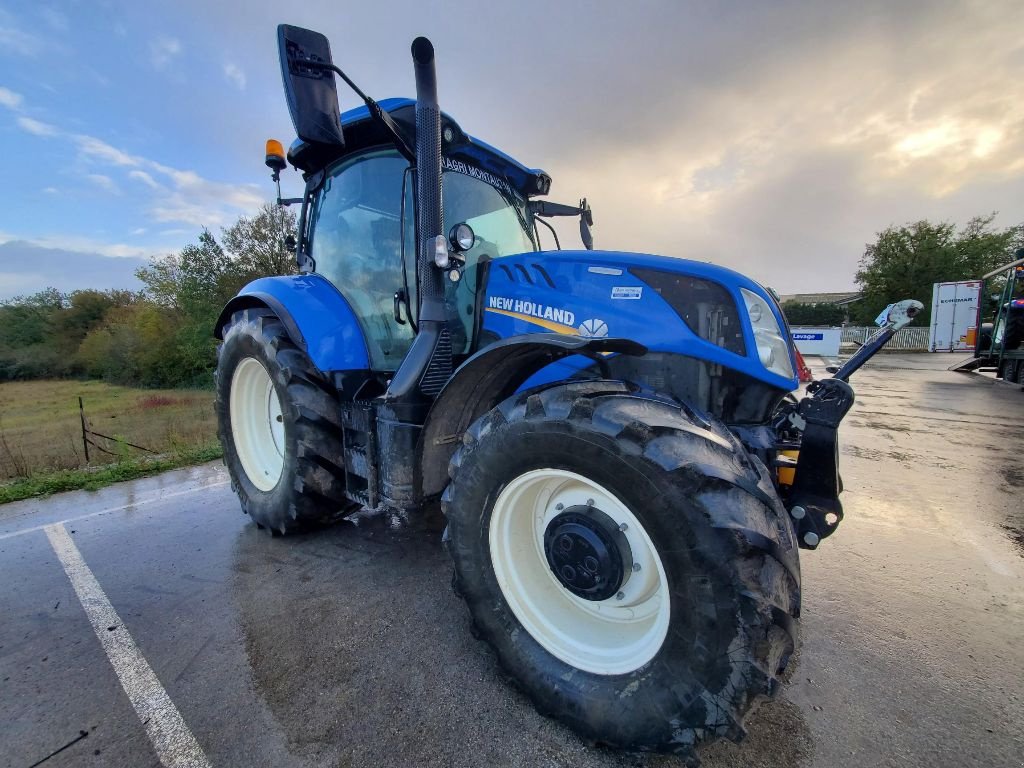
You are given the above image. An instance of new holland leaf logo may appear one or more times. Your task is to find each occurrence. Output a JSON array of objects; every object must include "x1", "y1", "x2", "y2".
[{"x1": 578, "y1": 319, "x2": 609, "y2": 338}]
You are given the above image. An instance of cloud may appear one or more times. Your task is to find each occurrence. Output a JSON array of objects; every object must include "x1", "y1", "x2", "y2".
[
  {"x1": 482, "y1": 0, "x2": 1024, "y2": 292},
  {"x1": 16, "y1": 116, "x2": 57, "y2": 136},
  {"x1": 74, "y1": 135, "x2": 266, "y2": 226},
  {"x1": 149, "y1": 36, "x2": 182, "y2": 71},
  {"x1": 5, "y1": 234, "x2": 149, "y2": 259},
  {"x1": 42, "y1": 187, "x2": 58, "y2": 195},
  {"x1": 129, "y1": 170, "x2": 160, "y2": 189},
  {"x1": 75, "y1": 134, "x2": 140, "y2": 166},
  {"x1": 86, "y1": 173, "x2": 120, "y2": 194},
  {"x1": 0, "y1": 240, "x2": 148, "y2": 299},
  {"x1": 3, "y1": 85, "x2": 268, "y2": 231},
  {"x1": 224, "y1": 62, "x2": 246, "y2": 90},
  {"x1": 0, "y1": 86, "x2": 22, "y2": 109}
]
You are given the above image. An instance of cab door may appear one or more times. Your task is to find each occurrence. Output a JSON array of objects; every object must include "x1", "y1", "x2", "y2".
[{"x1": 307, "y1": 149, "x2": 417, "y2": 371}]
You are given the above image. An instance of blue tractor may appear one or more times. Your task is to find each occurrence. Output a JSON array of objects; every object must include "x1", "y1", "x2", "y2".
[{"x1": 215, "y1": 26, "x2": 920, "y2": 758}]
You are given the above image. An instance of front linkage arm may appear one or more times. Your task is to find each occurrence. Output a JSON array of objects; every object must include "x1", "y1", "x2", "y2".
[{"x1": 786, "y1": 299, "x2": 923, "y2": 549}]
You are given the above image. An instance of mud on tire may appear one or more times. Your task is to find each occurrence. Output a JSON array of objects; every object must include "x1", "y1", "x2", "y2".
[
  {"x1": 216, "y1": 308, "x2": 356, "y2": 534},
  {"x1": 442, "y1": 381, "x2": 801, "y2": 758}
]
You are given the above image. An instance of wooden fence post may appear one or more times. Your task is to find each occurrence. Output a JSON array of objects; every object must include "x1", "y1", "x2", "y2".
[{"x1": 79, "y1": 397, "x2": 90, "y2": 463}]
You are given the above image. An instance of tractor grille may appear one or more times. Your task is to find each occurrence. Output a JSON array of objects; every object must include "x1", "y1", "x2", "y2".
[{"x1": 419, "y1": 328, "x2": 452, "y2": 396}]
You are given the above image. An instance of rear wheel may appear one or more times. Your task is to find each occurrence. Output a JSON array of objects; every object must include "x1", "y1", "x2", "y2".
[
  {"x1": 443, "y1": 382, "x2": 800, "y2": 756},
  {"x1": 216, "y1": 308, "x2": 356, "y2": 534}
]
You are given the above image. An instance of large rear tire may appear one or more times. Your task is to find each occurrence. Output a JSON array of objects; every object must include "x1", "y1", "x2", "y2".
[
  {"x1": 216, "y1": 308, "x2": 356, "y2": 534},
  {"x1": 443, "y1": 382, "x2": 800, "y2": 757}
]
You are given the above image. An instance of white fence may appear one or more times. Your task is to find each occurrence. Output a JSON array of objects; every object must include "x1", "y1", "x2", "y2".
[{"x1": 840, "y1": 326, "x2": 931, "y2": 350}]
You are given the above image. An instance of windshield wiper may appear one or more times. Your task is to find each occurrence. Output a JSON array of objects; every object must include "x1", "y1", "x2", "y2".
[{"x1": 495, "y1": 179, "x2": 537, "y2": 251}]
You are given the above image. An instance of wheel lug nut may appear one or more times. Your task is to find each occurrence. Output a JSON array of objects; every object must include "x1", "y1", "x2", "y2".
[
  {"x1": 615, "y1": 591, "x2": 625, "y2": 600},
  {"x1": 555, "y1": 503, "x2": 564, "y2": 511},
  {"x1": 586, "y1": 498, "x2": 594, "y2": 506},
  {"x1": 618, "y1": 523, "x2": 628, "y2": 532},
  {"x1": 632, "y1": 562, "x2": 641, "y2": 572}
]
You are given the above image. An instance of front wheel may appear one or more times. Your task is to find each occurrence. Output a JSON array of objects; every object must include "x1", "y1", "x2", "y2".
[
  {"x1": 216, "y1": 308, "x2": 356, "y2": 534},
  {"x1": 443, "y1": 382, "x2": 801, "y2": 756},
  {"x1": 1001, "y1": 358, "x2": 1021, "y2": 384}
]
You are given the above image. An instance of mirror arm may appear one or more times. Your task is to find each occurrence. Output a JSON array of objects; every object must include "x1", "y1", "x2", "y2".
[
  {"x1": 534, "y1": 216, "x2": 561, "y2": 250},
  {"x1": 528, "y1": 198, "x2": 594, "y2": 250},
  {"x1": 294, "y1": 170, "x2": 323, "y2": 273},
  {"x1": 304, "y1": 60, "x2": 416, "y2": 162}
]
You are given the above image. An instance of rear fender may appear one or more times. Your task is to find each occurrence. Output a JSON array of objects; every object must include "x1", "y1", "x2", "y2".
[
  {"x1": 418, "y1": 334, "x2": 646, "y2": 498},
  {"x1": 213, "y1": 274, "x2": 369, "y2": 373}
]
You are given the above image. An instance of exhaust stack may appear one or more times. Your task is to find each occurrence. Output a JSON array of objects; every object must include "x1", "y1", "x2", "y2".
[{"x1": 386, "y1": 36, "x2": 452, "y2": 401}]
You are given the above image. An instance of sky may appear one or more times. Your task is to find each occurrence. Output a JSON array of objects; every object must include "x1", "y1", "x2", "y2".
[{"x1": 1, "y1": 0, "x2": 1023, "y2": 299}]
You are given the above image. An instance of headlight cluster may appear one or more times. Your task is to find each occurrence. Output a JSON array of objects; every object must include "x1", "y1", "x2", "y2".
[{"x1": 740, "y1": 288, "x2": 794, "y2": 379}]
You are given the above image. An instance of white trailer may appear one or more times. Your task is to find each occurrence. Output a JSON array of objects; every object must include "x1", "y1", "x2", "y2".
[{"x1": 928, "y1": 280, "x2": 982, "y2": 352}]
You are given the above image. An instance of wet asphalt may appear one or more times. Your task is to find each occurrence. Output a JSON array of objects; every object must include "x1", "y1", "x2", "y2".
[{"x1": 1, "y1": 354, "x2": 1022, "y2": 768}]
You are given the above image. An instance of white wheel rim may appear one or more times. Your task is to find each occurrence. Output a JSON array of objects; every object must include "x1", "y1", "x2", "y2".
[
  {"x1": 229, "y1": 357, "x2": 285, "y2": 492},
  {"x1": 489, "y1": 469, "x2": 670, "y2": 675}
]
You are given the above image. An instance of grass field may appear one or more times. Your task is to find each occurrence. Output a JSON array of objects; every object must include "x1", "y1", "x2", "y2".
[{"x1": 0, "y1": 380, "x2": 220, "y2": 500}]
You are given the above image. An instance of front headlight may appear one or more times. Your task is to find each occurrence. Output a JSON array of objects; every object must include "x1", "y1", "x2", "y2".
[{"x1": 740, "y1": 288, "x2": 794, "y2": 379}]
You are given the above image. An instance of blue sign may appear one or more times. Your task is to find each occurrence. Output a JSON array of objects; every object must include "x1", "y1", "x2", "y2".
[{"x1": 792, "y1": 332, "x2": 823, "y2": 341}]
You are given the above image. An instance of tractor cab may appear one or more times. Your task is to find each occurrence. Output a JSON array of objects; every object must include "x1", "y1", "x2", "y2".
[{"x1": 287, "y1": 100, "x2": 543, "y2": 372}]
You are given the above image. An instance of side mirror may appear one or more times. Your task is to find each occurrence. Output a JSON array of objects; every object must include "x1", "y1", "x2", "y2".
[{"x1": 277, "y1": 25, "x2": 345, "y2": 147}]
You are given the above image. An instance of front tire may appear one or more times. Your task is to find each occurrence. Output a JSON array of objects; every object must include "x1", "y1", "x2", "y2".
[
  {"x1": 1002, "y1": 358, "x2": 1021, "y2": 384},
  {"x1": 216, "y1": 308, "x2": 355, "y2": 534},
  {"x1": 443, "y1": 382, "x2": 800, "y2": 756}
]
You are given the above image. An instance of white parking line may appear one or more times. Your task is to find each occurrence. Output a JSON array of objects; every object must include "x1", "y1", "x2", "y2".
[
  {"x1": 0, "y1": 481, "x2": 229, "y2": 542},
  {"x1": 45, "y1": 523, "x2": 212, "y2": 768}
]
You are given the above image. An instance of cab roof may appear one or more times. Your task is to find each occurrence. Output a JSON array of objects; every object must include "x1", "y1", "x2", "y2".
[{"x1": 287, "y1": 97, "x2": 551, "y2": 198}]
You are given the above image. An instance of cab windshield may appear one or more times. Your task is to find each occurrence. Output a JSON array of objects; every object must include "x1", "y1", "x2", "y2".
[
  {"x1": 443, "y1": 168, "x2": 535, "y2": 259},
  {"x1": 442, "y1": 166, "x2": 536, "y2": 353}
]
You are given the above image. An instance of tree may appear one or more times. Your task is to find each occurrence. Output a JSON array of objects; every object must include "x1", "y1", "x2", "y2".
[
  {"x1": 56, "y1": 289, "x2": 137, "y2": 348},
  {"x1": 853, "y1": 214, "x2": 1023, "y2": 326},
  {"x1": 780, "y1": 301, "x2": 846, "y2": 327},
  {"x1": 221, "y1": 203, "x2": 298, "y2": 281},
  {"x1": 132, "y1": 205, "x2": 299, "y2": 386},
  {"x1": 0, "y1": 205, "x2": 298, "y2": 386}
]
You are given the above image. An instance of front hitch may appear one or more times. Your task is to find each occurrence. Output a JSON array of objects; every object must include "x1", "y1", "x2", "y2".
[{"x1": 786, "y1": 299, "x2": 923, "y2": 549}]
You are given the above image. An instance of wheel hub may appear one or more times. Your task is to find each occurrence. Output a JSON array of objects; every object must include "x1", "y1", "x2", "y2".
[{"x1": 543, "y1": 505, "x2": 633, "y2": 601}]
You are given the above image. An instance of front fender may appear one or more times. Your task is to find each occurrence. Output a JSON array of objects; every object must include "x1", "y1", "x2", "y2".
[
  {"x1": 214, "y1": 274, "x2": 369, "y2": 373},
  {"x1": 418, "y1": 334, "x2": 646, "y2": 498}
]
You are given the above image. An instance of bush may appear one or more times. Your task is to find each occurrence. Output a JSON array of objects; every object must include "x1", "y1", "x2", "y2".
[
  {"x1": 0, "y1": 204, "x2": 296, "y2": 389},
  {"x1": 780, "y1": 301, "x2": 846, "y2": 326}
]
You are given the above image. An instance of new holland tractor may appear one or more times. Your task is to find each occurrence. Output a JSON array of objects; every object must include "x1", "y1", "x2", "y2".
[{"x1": 214, "y1": 25, "x2": 921, "y2": 757}]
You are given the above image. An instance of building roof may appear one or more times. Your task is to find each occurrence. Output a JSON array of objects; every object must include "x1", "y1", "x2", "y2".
[{"x1": 777, "y1": 291, "x2": 862, "y2": 306}]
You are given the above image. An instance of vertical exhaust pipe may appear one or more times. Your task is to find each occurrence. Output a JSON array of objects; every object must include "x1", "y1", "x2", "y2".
[
  {"x1": 411, "y1": 37, "x2": 444, "y2": 307},
  {"x1": 386, "y1": 36, "x2": 452, "y2": 401}
]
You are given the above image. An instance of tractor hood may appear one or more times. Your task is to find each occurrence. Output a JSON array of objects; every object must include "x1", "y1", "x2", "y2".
[
  {"x1": 480, "y1": 249, "x2": 798, "y2": 393},
  {"x1": 287, "y1": 98, "x2": 551, "y2": 200}
]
